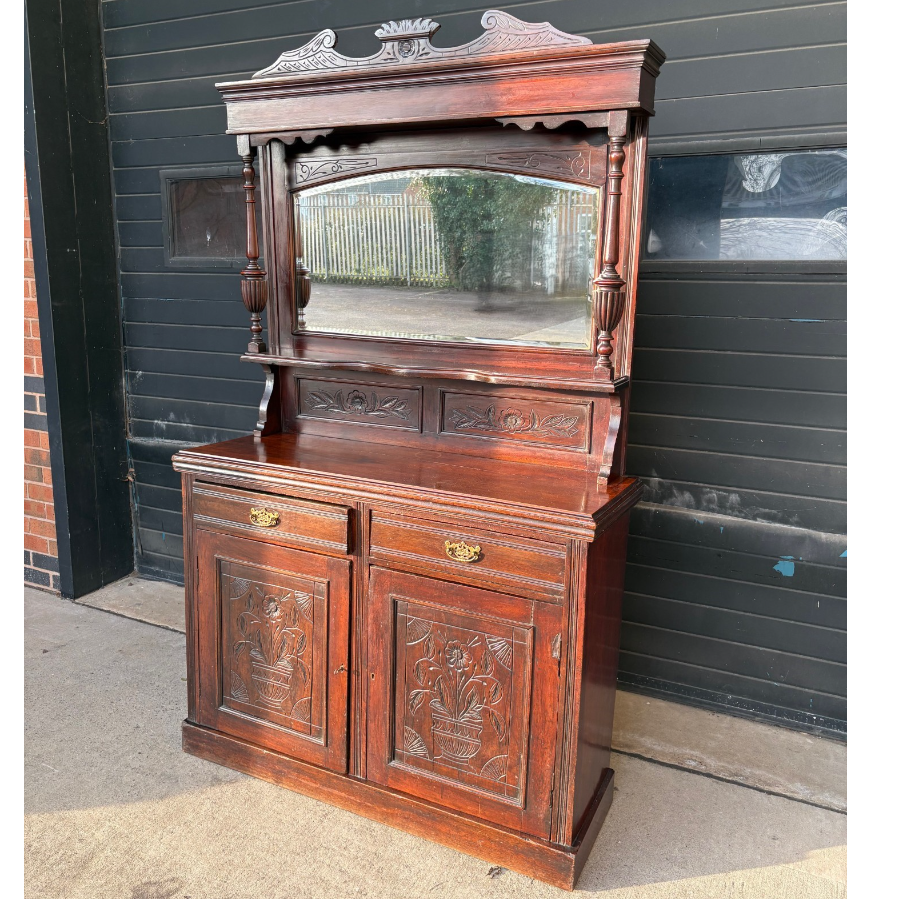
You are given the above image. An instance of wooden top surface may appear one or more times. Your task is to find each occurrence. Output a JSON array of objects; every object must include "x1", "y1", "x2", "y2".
[{"x1": 173, "y1": 433, "x2": 642, "y2": 534}]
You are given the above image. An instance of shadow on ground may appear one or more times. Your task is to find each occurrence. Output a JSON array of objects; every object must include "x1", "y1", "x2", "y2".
[{"x1": 25, "y1": 590, "x2": 845, "y2": 899}]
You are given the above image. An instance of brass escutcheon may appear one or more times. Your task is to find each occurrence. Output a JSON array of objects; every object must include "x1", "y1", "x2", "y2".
[
  {"x1": 249, "y1": 507, "x2": 280, "y2": 527},
  {"x1": 444, "y1": 539, "x2": 481, "y2": 563}
]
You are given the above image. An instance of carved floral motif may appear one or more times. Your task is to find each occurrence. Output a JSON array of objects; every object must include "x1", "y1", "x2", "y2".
[
  {"x1": 229, "y1": 576, "x2": 314, "y2": 714},
  {"x1": 402, "y1": 616, "x2": 512, "y2": 776},
  {"x1": 254, "y1": 10, "x2": 591, "y2": 78},
  {"x1": 307, "y1": 388, "x2": 412, "y2": 420},
  {"x1": 448, "y1": 404, "x2": 580, "y2": 438}
]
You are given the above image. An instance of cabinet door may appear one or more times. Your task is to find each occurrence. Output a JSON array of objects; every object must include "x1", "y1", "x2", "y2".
[
  {"x1": 195, "y1": 530, "x2": 351, "y2": 773},
  {"x1": 366, "y1": 567, "x2": 562, "y2": 839}
]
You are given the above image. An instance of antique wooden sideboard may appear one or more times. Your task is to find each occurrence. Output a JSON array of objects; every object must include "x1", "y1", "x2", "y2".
[{"x1": 173, "y1": 11, "x2": 664, "y2": 889}]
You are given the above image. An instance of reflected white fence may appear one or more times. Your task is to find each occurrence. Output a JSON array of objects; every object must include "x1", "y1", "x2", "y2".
[{"x1": 296, "y1": 191, "x2": 596, "y2": 294}]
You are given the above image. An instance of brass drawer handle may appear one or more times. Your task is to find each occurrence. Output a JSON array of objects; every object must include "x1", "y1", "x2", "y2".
[
  {"x1": 249, "y1": 507, "x2": 280, "y2": 527},
  {"x1": 445, "y1": 539, "x2": 481, "y2": 563}
]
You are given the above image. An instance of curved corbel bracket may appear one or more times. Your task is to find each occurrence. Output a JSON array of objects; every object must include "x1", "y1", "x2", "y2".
[
  {"x1": 252, "y1": 362, "x2": 282, "y2": 438},
  {"x1": 599, "y1": 394, "x2": 624, "y2": 480}
]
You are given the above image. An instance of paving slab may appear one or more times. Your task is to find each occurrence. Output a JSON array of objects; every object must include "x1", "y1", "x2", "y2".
[
  {"x1": 25, "y1": 589, "x2": 846, "y2": 899},
  {"x1": 73, "y1": 575, "x2": 186, "y2": 633},
  {"x1": 611, "y1": 692, "x2": 846, "y2": 812}
]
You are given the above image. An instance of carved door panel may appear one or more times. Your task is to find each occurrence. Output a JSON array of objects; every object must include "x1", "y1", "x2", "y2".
[
  {"x1": 366, "y1": 567, "x2": 562, "y2": 838},
  {"x1": 195, "y1": 530, "x2": 351, "y2": 772}
]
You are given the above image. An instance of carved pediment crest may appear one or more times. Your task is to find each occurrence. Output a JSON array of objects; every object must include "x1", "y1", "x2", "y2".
[{"x1": 253, "y1": 10, "x2": 591, "y2": 78}]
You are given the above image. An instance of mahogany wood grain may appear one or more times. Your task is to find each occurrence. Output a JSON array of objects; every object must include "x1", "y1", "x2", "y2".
[
  {"x1": 183, "y1": 721, "x2": 613, "y2": 891},
  {"x1": 566, "y1": 510, "x2": 632, "y2": 840},
  {"x1": 238, "y1": 137, "x2": 268, "y2": 355},
  {"x1": 194, "y1": 532, "x2": 352, "y2": 772},
  {"x1": 175, "y1": 432, "x2": 643, "y2": 535},
  {"x1": 369, "y1": 510, "x2": 567, "y2": 601},
  {"x1": 440, "y1": 389, "x2": 592, "y2": 452},
  {"x1": 297, "y1": 377, "x2": 423, "y2": 432},
  {"x1": 181, "y1": 473, "x2": 200, "y2": 723},
  {"x1": 174, "y1": 11, "x2": 663, "y2": 889},
  {"x1": 252, "y1": 362, "x2": 283, "y2": 438},
  {"x1": 219, "y1": 41, "x2": 663, "y2": 135},
  {"x1": 192, "y1": 481, "x2": 351, "y2": 554},
  {"x1": 284, "y1": 126, "x2": 608, "y2": 190},
  {"x1": 255, "y1": 349, "x2": 629, "y2": 393},
  {"x1": 366, "y1": 567, "x2": 561, "y2": 839},
  {"x1": 284, "y1": 371, "x2": 616, "y2": 474}
]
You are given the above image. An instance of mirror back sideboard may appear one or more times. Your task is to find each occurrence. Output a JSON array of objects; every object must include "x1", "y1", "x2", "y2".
[{"x1": 173, "y1": 10, "x2": 664, "y2": 889}]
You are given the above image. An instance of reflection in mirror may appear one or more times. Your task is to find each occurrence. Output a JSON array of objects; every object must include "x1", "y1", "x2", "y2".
[{"x1": 293, "y1": 169, "x2": 599, "y2": 348}]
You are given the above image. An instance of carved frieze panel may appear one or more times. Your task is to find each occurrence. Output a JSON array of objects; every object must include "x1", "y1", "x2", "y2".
[
  {"x1": 220, "y1": 560, "x2": 328, "y2": 742},
  {"x1": 254, "y1": 11, "x2": 591, "y2": 79},
  {"x1": 297, "y1": 378, "x2": 422, "y2": 431},
  {"x1": 392, "y1": 599, "x2": 532, "y2": 805},
  {"x1": 484, "y1": 150, "x2": 593, "y2": 182},
  {"x1": 296, "y1": 157, "x2": 377, "y2": 185},
  {"x1": 441, "y1": 391, "x2": 591, "y2": 451}
]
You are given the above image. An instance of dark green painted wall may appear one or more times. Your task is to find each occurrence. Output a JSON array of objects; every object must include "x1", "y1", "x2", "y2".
[{"x1": 99, "y1": 0, "x2": 847, "y2": 733}]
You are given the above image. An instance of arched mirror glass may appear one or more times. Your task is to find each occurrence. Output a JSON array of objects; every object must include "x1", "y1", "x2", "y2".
[{"x1": 293, "y1": 169, "x2": 599, "y2": 348}]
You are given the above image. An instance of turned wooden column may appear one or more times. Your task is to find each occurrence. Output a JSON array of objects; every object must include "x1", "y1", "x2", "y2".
[
  {"x1": 594, "y1": 111, "x2": 628, "y2": 376},
  {"x1": 238, "y1": 134, "x2": 268, "y2": 354},
  {"x1": 293, "y1": 239, "x2": 311, "y2": 334}
]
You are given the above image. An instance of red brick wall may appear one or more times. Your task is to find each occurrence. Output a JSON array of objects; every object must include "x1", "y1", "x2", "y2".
[{"x1": 24, "y1": 165, "x2": 59, "y2": 592}]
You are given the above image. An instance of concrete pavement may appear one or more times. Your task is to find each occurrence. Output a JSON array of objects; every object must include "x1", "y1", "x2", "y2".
[{"x1": 25, "y1": 587, "x2": 847, "y2": 898}]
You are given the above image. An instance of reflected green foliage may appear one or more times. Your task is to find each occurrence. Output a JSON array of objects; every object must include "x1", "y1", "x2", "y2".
[{"x1": 416, "y1": 173, "x2": 555, "y2": 292}]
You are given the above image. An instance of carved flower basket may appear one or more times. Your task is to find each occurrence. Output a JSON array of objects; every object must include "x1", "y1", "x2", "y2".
[
  {"x1": 250, "y1": 659, "x2": 294, "y2": 709},
  {"x1": 431, "y1": 716, "x2": 483, "y2": 763}
]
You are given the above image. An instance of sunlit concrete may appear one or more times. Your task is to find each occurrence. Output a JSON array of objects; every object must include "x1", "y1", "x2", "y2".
[{"x1": 26, "y1": 587, "x2": 846, "y2": 898}]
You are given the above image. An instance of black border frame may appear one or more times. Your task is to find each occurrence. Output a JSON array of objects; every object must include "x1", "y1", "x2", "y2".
[{"x1": 159, "y1": 163, "x2": 249, "y2": 271}]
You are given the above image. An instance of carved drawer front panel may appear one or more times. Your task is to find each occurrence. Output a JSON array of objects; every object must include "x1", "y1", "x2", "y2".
[
  {"x1": 297, "y1": 378, "x2": 422, "y2": 431},
  {"x1": 369, "y1": 511, "x2": 567, "y2": 602},
  {"x1": 441, "y1": 391, "x2": 591, "y2": 451},
  {"x1": 367, "y1": 568, "x2": 563, "y2": 838},
  {"x1": 195, "y1": 531, "x2": 351, "y2": 772},
  {"x1": 193, "y1": 482, "x2": 350, "y2": 554}
]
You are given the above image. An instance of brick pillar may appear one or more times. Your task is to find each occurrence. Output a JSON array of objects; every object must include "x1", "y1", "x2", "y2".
[{"x1": 24, "y1": 164, "x2": 58, "y2": 592}]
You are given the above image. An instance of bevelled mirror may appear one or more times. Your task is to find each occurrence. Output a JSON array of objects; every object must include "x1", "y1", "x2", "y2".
[{"x1": 292, "y1": 169, "x2": 600, "y2": 349}]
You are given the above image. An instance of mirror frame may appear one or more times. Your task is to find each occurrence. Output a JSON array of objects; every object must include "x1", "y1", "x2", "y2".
[{"x1": 254, "y1": 122, "x2": 648, "y2": 390}]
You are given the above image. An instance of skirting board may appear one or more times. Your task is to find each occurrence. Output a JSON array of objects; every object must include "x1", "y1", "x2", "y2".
[{"x1": 182, "y1": 720, "x2": 614, "y2": 890}]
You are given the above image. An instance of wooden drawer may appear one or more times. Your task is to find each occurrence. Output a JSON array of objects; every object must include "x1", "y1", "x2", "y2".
[
  {"x1": 369, "y1": 511, "x2": 566, "y2": 601},
  {"x1": 193, "y1": 483, "x2": 350, "y2": 554}
]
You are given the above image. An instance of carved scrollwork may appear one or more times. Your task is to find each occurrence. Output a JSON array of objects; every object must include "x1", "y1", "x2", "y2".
[
  {"x1": 296, "y1": 157, "x2": 377, "y2": 184},
  {"x1": 485, "y1": 150, "x2": 590, "y2": 180},
  {"x1": 253, "y1": 10, "x2": 591, "y2": 79}
]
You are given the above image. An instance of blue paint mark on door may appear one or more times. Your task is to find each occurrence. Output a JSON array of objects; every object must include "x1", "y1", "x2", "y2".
[{"x1": 773, "y1": 555, "x2": 795, "y2": 577}]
